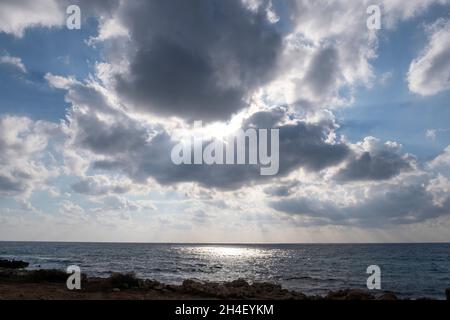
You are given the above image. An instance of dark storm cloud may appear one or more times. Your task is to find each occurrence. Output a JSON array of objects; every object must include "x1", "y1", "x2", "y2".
[
  {"x1": 243, "y1": 107, "x2": 287, "y2": 128},
  {"x1": 335, "y1": 147, "x2": 414, "y2": 182},
  {"x1": 277, "y1": 120, "x2": 349, "y2": 173},
  {"x1": 113, "y1": 0, "x2": 282, "y2": 121},
  {"x1": 137, "y1": 119, "x2": 348, "y2": 188},
  {"x1": 63, "y1": 74, "x2": 410, "y2": 192},
  {"x1": 71, "y1": 107, "x2": 349, "y2": 189},
  {"x1": 270, "y1": 184, "x2": 450, "y2": 227},
  {"x1": 91, "y1": 129, "x2": 265, "y2": 189}
]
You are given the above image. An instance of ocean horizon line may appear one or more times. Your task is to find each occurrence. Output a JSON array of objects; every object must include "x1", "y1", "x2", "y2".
[{"x1": 1, "y1": 240, "x2": 450, "y2": 245}]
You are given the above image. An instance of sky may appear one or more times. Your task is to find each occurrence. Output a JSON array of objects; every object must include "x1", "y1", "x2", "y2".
[{"x1": 1, "y1": 0, "x2": 450, "y2": 243}]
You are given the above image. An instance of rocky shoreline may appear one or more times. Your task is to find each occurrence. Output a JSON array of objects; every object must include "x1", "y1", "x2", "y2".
[{"x1": 0, "y1": 261, "x2": 449, "y2": 300}]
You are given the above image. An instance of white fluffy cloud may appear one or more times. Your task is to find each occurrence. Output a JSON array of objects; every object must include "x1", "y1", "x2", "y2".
[
  {"x1": 0, "y1": 0, "x2": 64, "y2": 37},
  {"x1": 0, "y1": 116, "x2": 59, "y2": 197},
  {"x1": 429, "y1": 145, "x2": 450, "y2": 168},
  {"x1": 408, "y1": 19, "x2": 450, "y2": 96},
  {"x1": 71, "y1": 175, "x2": 132, "y2": 196},
  {"x1": 382, "y1": 0, "x2": 449, "y2": 26},
  {"x1": 0, "y1": 53, "x2": 27, "y2": 73}
]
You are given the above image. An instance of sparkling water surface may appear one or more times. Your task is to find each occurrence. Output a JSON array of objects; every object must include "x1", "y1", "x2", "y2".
[{"x1": 1, "y1": 242, "x2": 449, "y2": 299}]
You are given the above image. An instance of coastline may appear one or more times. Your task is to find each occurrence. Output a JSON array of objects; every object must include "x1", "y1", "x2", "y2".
[{"x1": 1, "y1": 267, "x2": 448, "y2": 300}]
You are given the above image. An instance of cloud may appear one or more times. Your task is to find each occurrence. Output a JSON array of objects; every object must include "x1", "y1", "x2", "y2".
[
  {"x1": 71, "y1": 175, "x2": 131, "y2": 196},
  {"x1": 426, "y1": 129, "x2": 438, "y2": 140},
  {"x1": 425, "y1": 128, "x2": 449, "y2": 141},
  {"x1": 428, "y1": 145, "x2": 450, "y2": 168},
  {"x1": 48, "y1": 72, "x2": 352, "y2": 190},
  {"x1": 0, "y1": 0, "x2": 121, "y2": 37},
  {"x1": 81, "y1": 0, "x2": 449, "y2": 120},
  {"x1": 243, "y1": 107, "x2": 286, "y2": 129},
  {"x1": 382, "y1": 0, "x2": 449, "y2": 27},
  {"x1": 270, "y1": 181, "x2": 450, "y2": 227},
  {"x1": 276, "y1": 119, "x2": 350, "y2": 173},
  {"x1": 0, "y1": 0, "x2": 64, "y2": 37},
  {"x1": 408, "y1": 19, "x2": 450, "y2": 96},
  {"x1": 91, "y1": 195, "x2": 156, "y2": 213},
  {"x1": 58, "y1": 83, "x2": 350, "y2": 189},
  {"x1": 0, "y1": 175, "x2": 25, "y2": 193},
  {"x1": 57, "y1": 200, "x2": 89, "y2": 224},
  {"x1": 258, "y1": 1, "x2": 378, "y2": 115},
  {"x1": 303, "y1": 46, "x2": 340, "y2": 97},
  {"x1": 109, "y1": 117, "x2": 347, "y2": 189},
  {"x1": 335, "y1": 137, "x2": 414, "y2": 182},
  {"x1": 264, "y1": 180, "x2": 299, "y2": 197},
  {"x1": 105, "y1": 0, "x2": 282, "y2": 121},
  {"x1": 0, "y1": 53, "x2": 27, "y2": 73},
  {"x1": 52, "y1": 72, "x2": 417, "y2": 193},
  {"x1": 0, "y1": 115, "x2": 59, "y2": 197},
  {"x1": 262, "y1": 0, "x2": 447, "y2": 113}
]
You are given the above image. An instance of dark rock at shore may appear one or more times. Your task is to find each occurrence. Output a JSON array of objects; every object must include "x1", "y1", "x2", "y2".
[
  {"x1": 326, "y1": 289, "x2": 375, "y2": 300},
  {"x1": 325, "y1": 289, "x2": 399, "y2": 300},
  {"x1": 1, "y1": 268, "x2": 446, "y2": 300},
  {"x1": 109, "y1": 272, "x2": 140, "y2": 289},
  {"x1": 181, "y1": 278, "x2": 307, "y2": 299},
  {"x1": 376, "y1": 292, "x2": 398, "y2": 300},
  {"x1": 0, "y1": 268, "x2": 68, "y2": 283},
  {"x1": 26, "y1": 269, "x2": 69, "y2": 283},
  {"x1": 138, "y1": 279, "x2": 164, "y2": 290},
  {"x1": 140, "y1": 278, "x2": 399, "y2": 300},
  {"x1": 0, "y1": 259, "x2": 29, "y2": 269}
]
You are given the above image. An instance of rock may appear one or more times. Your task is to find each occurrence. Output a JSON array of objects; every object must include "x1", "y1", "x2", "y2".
[
  {"x1": 0, "y1": 268, "x2": 439, "y2": 300},
  {"x1": 109, "y1": 272, "x2": 139, "y2": 289},
  {"x1": 26, "y1": 269, "x2": 68, "y2": 283},
  {"x1": 227, "y1": 278, "x2": 250, "y2": 288},
  {"x1": 140, "y1": 279, "x2": 162, "y2": 290},
  {"x1": 445, "y1": 288, "x2": 450, "y2": 301},
  {"x1": 154, "y1": 284, "x2": 165, "y2": 290},
  {"x1": 0, "y1": 259, "x2": 29, "y2": 269},
  {"x1": 165, "y1": 284, "x2": 177, "y2": 292},
  {"x1": 252, "y1": 282, "x2": 282, "y2": 293},
  {"x1": 181, "y1": 279, "x2": 211, "y2": 295},
  {"x1": 346, "y1": 289, "x2": 375, "y2": 300},
  {"x1": 326, "y1": 289, "x2": 375, "y2": 300},
  {"x1": 377, "y1": 292, "x2": 397, "y2": 300},
  {"x1": 178, "y1": 278, "x2": 309, "y2": 299}
]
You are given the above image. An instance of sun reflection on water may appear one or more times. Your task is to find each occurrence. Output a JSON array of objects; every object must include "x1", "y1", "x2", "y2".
[
  {"x1": 176, "y1": 246, "x2": 269, "y2": 259},
  {"x1": 202, "y1": 246, "x2": 257, "y2": 257}
]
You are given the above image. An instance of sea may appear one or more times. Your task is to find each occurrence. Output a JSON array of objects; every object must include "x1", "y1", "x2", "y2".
[{"x1": 1, "y1": 242, "x2": 449, "y2": 299}]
